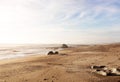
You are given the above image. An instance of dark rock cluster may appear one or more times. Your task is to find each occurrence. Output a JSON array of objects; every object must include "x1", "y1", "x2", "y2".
[{"x1": 47, "y1": 51, "x2": 59, "y2": 55}]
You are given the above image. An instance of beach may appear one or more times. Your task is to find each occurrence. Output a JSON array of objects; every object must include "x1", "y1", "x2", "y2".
[{"x1": 0, "y1": 44, "x2": 120, "y2": 82}]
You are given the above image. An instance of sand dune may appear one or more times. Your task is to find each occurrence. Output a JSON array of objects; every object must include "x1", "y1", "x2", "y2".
[{"x1": 0, "y1": 44, "x2": 120, "y2": 82}]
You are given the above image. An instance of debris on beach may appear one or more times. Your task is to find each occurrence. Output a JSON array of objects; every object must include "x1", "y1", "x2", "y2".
[{"x1": 91, "y1": 65, "x2": 120, "y2": 76}]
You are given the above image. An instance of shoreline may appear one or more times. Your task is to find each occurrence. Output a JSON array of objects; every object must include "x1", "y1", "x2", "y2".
[
  {"x1": 0, "y1": 54, "x2": 48, "y2": 65},
  {"x1": 0, "y1": 44, "x2": 120, "y2": 82},
  {"x1": 0, "y1": 53, "x2": 47, "y2": 61},
  {"x1": 0, "y1": 46, "x2": 63, "y2": 61}
]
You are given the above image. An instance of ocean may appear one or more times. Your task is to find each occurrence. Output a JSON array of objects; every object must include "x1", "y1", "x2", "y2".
[{"x1": 0, "y1": 44, "x2": 62, "y2": 60}]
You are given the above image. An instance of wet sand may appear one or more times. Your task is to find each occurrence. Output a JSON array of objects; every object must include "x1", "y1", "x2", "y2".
[{"x1": 0, "y1": 44, "x2": 120, "y2": 82}]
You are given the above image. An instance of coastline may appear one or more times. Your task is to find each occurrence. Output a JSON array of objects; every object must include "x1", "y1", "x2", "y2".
[{"x1": 0, "y1": 44, "x2": 120, "y2": 82}]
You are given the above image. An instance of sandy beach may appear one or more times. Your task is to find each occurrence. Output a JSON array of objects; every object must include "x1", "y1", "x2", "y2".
[{"x1": 0, "y1": 44, "x2": 120, "y2": 82}]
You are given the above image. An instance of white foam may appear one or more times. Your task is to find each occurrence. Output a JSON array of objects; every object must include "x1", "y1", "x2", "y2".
[{"x1": 0, "y1": 54, "x2": 26, "y2": 60}]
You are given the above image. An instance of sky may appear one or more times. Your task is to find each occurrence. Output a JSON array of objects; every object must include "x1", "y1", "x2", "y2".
[{"x1": 0, "y1": 0, "x2": 120, "y2": 44}]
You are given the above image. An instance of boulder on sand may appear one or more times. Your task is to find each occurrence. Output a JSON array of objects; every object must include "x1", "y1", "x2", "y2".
[
  {"x1": 47, "y1": 51, "x2": 59, "y2": 55},
  {"x1": 54, "y1": 51, "x2": 59, "y2": 54},
  {"x1": 48, "y1": 51, "x2": 54, "y2": 55}
]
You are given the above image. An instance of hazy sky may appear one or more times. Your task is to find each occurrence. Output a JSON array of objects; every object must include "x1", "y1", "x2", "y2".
[{"x1": 0, "y1": 0, "x2": 120, "y2": 44}]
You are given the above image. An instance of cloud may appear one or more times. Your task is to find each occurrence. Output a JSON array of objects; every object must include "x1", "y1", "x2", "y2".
[{"x1": 0, "y1": 0, "x2": 119, "y2": 44}]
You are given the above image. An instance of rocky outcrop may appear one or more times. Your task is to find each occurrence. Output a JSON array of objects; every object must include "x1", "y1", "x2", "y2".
[{"x1": 61, "y1": 44, "x2": 68, "y2": 48}]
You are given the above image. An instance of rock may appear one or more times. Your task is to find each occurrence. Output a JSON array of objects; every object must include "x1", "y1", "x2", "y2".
[
  {"x1": 61, "y1": 44, "x2": 68, "y2": 48},
  {"x1": 54, "y1": 51, "x2": 59, "y2": 54},
  {"x1": 117, "y1": 68, "x2": 120, "y2": 72},
  {"x1": 47, "y1": 51, "x2": 59, "y2": 55},
  {"x1": 100, "y1": 66, "x2": 106, "y2": 68},
  {"x1": 91, "y1": 65, "x2": 120, "y2": 76},
  {"x1": 91, "y1": 65, "x2": 106, "y2": 69},
  {"x1": 107, "y1": 72, "x2": 120, "y2": 76},
  {"x1": 107, "y1": 68, "x2": 120, "y2": 76},
  {"x1": 102, "y1": 67, "x2": 108, "y2": 71},
  {"x1": 96, "y1": 70, "x2": 107, "y2": 76},
  {"x1": 48, "y1": 51, "x2": 54, "y2": 55},
  {"x1": 109, "y1": 68, "x2": 117, "y2": 73}
]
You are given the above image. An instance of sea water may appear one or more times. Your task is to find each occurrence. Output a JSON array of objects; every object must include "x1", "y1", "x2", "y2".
[{"x1": 0, "y1": 44, "x2": 62, "y2": 60}]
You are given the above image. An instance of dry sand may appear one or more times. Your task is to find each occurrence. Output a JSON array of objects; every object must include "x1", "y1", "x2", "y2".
[{"x1": 0, "y1": 44, "x2": 120, "y2": 82}]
